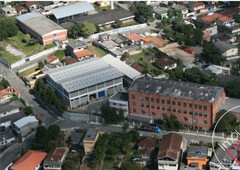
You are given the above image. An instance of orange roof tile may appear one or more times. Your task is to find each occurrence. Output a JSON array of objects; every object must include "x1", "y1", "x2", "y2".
[
  {"x1": 11, "y1": 150, "x2": 47, "y2": 170},
  {"x1": 25, "y1": 1, "x2": 38, "y2": 6},
  {"x1": 0, "y1": 89, "x2": 10, "y2": 99},
  {"x1": 125, "y1": 33, "x2": 143, "y2": 41},
  {"x1": 142, "y1": 37, "x2": 152, "y2": 43},
  {"x1": 191, "y1": 2, "x2": 205, "y2": 8},
  {"x1": 200, "y1": 13, "x2": 223, "y2": 23},
  {"x1": 218, "y1": 16, "x2": 233, "y2": 23},
  {"x1": 47, "y1": 54, "x2": 58, "y2": 64},
  {"x1": 16, "y1": 6, "x2": 28, "y2": 12},
  {"x1": 74, "y1": 49, "x2": 91, "y2": 59},
  {"x1": 184, "y1": 48, "x2": 195, "y2": 54},
  {"x1": 65, "y1": 58, "x2": 78, "y2": 65},
  {"x1": 44, "y1": 147, "x2": 69, "y2": 163}
]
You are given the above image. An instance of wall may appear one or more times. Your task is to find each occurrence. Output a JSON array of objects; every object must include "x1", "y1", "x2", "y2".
[
  {"x1": 63, "y1": 112, "x2": 103, "y2": 123},
  {"x1": 28, "y1": 46, "x2": 59, "y2": 61}
]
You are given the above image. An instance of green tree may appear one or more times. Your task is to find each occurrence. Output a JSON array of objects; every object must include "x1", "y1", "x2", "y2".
[
  {"x1": 115, "y1": 19, "x2": 123, "y2": 28},
  {"x1": 95, "y1": 24, "x2": 101, "y2": 33},
  {"x1": 202, "y1": 40, "x2": 226, "y2": 65},
  {"x1": 62, "y1": 159, "x2": 77, "y2": 170},
  {"x1": 48, "y1": 125, "x2": 61, "y2": 140},
  {"x1": 167, "y1": 9, "x2": 175, "y2": 18},
  {"x1": 0, "y1": 18, "x2": 18, "y2": 40},
  {"x1": 130, "y1": 2, "x2": 154, "y2": 22},
  {"x1": 38, "y1": 61, "x2": 44, "y2": 69},
  {"x1": 24, "y1": 106, "x2": 33, "y2": 116},
  {"x1": 162, "y1": 114, "x2": 184, "y2": 130},
  {"x1": 54, "y1": 50, "x2": 65, "y2": 61},
  {"x1": 215, "y1": 110, "x2": 237, "y2": 132},
  {"x1": 67, "y1": 23, "x2": 80, "y2": 39},
  {"x1": 35, "y1": 126, "x2": 50, "y2": 151},
  {"x1": 79, "y1": 22, "x2": 96, "y2": 36},
  {"x1": 225, "y1": 80, "x2": 240, "y2": 98},
  {"x1": 34, "y1": 79, "x2": 45, "y2": 93},
  {"x1": 122, "y1": 122, "x2": 129, "y2": 133},
  {"x1": 0, "y1": 78, "x2": 10, "y2": 89},
  {"x1": 121, "y1": 52, "x2": 130, "y2": 61}
]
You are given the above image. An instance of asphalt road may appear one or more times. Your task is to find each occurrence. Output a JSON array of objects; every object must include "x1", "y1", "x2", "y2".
[{"x1": 0, "y1": 63, "x2": 58, "y2": 127}]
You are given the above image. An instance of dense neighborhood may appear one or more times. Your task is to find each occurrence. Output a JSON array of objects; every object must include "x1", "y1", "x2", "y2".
[{"x1": 1, "y1": 1, "x2": 240, "y2": 170}]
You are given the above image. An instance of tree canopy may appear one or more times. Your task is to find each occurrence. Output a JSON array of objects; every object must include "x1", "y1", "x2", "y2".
[
  {"x1": 215, "y1": 110, "x2": 239, "y2": 132},
  {"x1": 161, "y1": 114, "x2": 184, "y2": 130},
  {"x1": 130, "y1": 2, "x2": 154, "y2": 23},
  {"x1": 225, "y1": 80, "x2": 240, "y2": 98},
  {"x1": 0, "y1": 18, "x2": 18, "y2": 40},
  {"x1": 0, "y1": 78, "x2": 10, "y2": 89},
  {"x1": 101, "y1": 105, "x2": 124, "y2": 124},
  {"x1": 80, "y1": 22, "x2": 96, "y2": 36}
]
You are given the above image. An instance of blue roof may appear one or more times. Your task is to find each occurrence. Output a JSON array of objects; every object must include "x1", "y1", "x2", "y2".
[
  {"x1": 17, "y1": 13, "x2": 43, "y2": 22},
  {"x1": 50, "y1": 2, "x2": 95, "y2": 19}
]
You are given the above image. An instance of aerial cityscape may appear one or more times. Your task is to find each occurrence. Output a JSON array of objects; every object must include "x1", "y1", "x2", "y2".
[{"x1": 0, "y1": 1, "x2": 240, "y2": 170}]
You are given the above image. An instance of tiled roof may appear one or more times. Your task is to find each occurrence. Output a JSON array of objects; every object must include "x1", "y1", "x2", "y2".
[
  {"x1": 158, "y1": 133, "x2": 183, "y2": 160},
  {"x1": 139, "y1": 148, "x2": 152, "y2": 157},
  {"x1": 131, "y1": 63, "x2": 145, "y2": 73},
  {"x1": 47, "y1": 55, "x2": 58, "y2": 64},
  {"x1": 155, "y1": 56, "x2": 176, "y2": 67},
  {"x1": 191, "y1": 2, "x2": 205, "y2": 8},
  {"x1": 138, "y1": 137, "x2": 158, "y2": 148},
  {"x1": 25, "y1": 1, "x2": 38, "y2": 6},
  {"x1": 74, "y1": 49, "x2": 91, "y2": 59},
  {"x1": 16, "y1": 6, "x2": 28, "y2": 12},
  {"x1": 11, "y1": 150, "x2": 47, "y2": 170},
  {"x1": 44, "y1": 147, "x2": 69, "y2": 163},
  {"x1": 65, "y1": 57, "x2": 78, "y2": 65},
  {"x1": 125, "y1": 33, "x2": 143, "y2": 41},
  {"x1": 142, "y1": 37, "x2": 152, "y2": 43},
  {"x1": 218, "y1": 16, "x2": 233, "y2": 23},
  {"x1": 200, "y1": 13, "x2": 223, "y2": 23},
  {"x1": 0, "y1": 89, "x2": 10, "y2": 99}
]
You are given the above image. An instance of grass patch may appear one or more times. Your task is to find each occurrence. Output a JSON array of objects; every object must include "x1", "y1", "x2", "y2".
[
  {"x1": 0, "y1": 50, "x2": 21, "y2": 64},
  {"x1": 18, "y1": 65, "x2": 38, "y2": 77},
  {"x1": 2, "y1": 31, "x2": 46, "y2": 56},
  {"x1": 122, "y1": 20, "x2": 139, "y2": 27},
  {"x1": 87, "y1": 45, "x2": 108, "y2": 57}
]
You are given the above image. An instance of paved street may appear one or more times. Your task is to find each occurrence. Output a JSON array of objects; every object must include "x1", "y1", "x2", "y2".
[{"x1": 0, "y1": 63, "x2": 58, "y2": 127}]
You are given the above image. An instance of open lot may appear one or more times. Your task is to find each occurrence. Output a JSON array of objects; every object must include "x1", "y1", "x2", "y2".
[
  {"x1": 0, "y1": 50, "x2": 22, "y2": 64},
  {"x1": 146, "y1": 36, "x2": 168, "y2": 48},
  {"x1": 87, "y1": 45, "x2": 108, "y2": 57},
  {"x1": 18, "y1": 65, "x2": 38, "y2": 77}
]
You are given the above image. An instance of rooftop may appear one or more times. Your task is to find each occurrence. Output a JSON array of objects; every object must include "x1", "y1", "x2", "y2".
[
  {"x1": 71, "y1": 132, "x2": 83, "y2": 144},
  {"x1": 102, "y1": 54, "x2": 141, "y2": 80},
  {"x1": 61, "y1": 8, "x2": 134, "y2": 28},
  {"x1": 65, "y1": 57, "x2": 78, "y2": 65},
  {"x1": 127, "y1": 114, "x2": 152, "y2": 124},
  {"x1": 214, "y1": 40, "x2": 236, "y2": 52},
  {"x1": 199, "y1": 13, "x2": 223, "y2": 24},
  {"x1": 211, "y1": 145, "x2": 238, "y2": 164},
  {"x1": 11, "y1": 150, "x2": 47, "y2": 170},
  {"x1": 187, "y1": 146, "x2": 209, "y2": 158},
  {"x1": 1, "y1": 6, "x2": 16, "y2": 12},
  {"x1": 109, "y1": 92, "x2": 128, "y2": 102},
  {"x1": 171, "y1": 4, "x2": 187, "y2": 11},
  {"x1": 128, "y1": 77, "x2": 224, "y2": 103},
  {"x1": 153, "y1": 7, "x2": 168, "y2": 15},
  {"x1": 190, "y1": 2, "x2": 205, "y2": 8},
  {"x1": 125, "y1": 33, "x2": 143, "y2": 41},
  {"x1": 218, "y1": 16, "x2": 234, "y2": 23},
  {"x1": 13, "y1": 116, "x2": 38, "y2": 129},
  {"x1": 131, "y1": 62, "x2": 145, "y2": 73},
  {"x1": 46, "y1": 57, "x2": 123, "y2": 93},
  {"x1": 50, "y1": 2, "x2": 94, "y2": 19},
  {"x1": 38, "y1": 1, "x2": 54, "y2": 7},
  {"x1": 0, "y1": 101, "x2": 24, "y2": 114},
  {"x1": 83, "y1": 128, "x2": 99, "y2": 141},
  {"x1": 138, "y1": 137, "x2": 158, "y2": 148},
  {"x1": 74, "y1": 49, "x2": 91, "y2": 59},
  {"x1": 17, "y1": 13, "x2": 66, "y2": 36},
  {"x1": 25, "y1": 1, "x2": 38, "y2": 6},
  {"x1": 44, "y1": 147, "x2": 69, "y2": 163},
  {"x1": 16, "y1": 6, "x2": 28, "y2": 12},
  {"x1": 67, "y1": 40, "x2": 87, "y2": 49},
  {"x1": 155, "y1": 56, "x2": 177, "y2": 67}
]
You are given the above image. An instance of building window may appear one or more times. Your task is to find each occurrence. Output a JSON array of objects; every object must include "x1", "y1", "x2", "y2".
[
  {"x1": 193, "y1": 119, "x2": 198, "y2": 123},
  {"x1": 189, "y1": 103, "x2": 192, "y2": 108},
  {"x1": 140, "y1": 96, "x2": 144, "y2": 100},
  {"x1": 133, "y1": 109, "x2": 136, "y2": 113},
  {"x1": 194, "y1": 112, "x2": 198, "y2": 115},
  {"x1": 156, "y1": 105, "x2": 160, "y2": 109},
  {"x1": 140, "y1": 103, "x2": 144, "y2": 107},
  {"x1": 172, "y1": 108, "x2": 176, "y2": 112},
  {"x1": 156, "y1": 99, "x2": 160, "y2": 103},
  {"x1": 178, "y1": 102, "x2": 181, "y2": 106},
  {"x1": 132, "y1": 95, "x2": 135, "y2": 99},
  {"x1": 199, "y1": 112, "x2": 202, "y2": 116},
  {"x1": 151, "y1": 104, "x2": 155, "y2": 108},
  {"x1": 162, "y1": 106, "x2": 165, "y2": 110},
  {"x1": 184, "y1": 117, "x2": 188, "y2": 121},
  {"x1": 167, "y1": 107, "x2": 171, "y2": 111},
  {"x1": 167, "y1": 100, "x2": 170, "y2": 104},
  {"x1": 172, "y1": 101, "x2": 176, "y2": 105},
  {"x1": 204, "y1": 120, "x2": 207, "y2": 124},
  {"x1": 146, "y1": 104, "x2": 149, "y2": 108},
  {"x1": 152, "y1": 112, "x2": 156, "y2": 115},
  {"x1": 203, "y1": 113, "x2": 207, "y2": 117},
  {"x1": 141, "y1": 110, "x2": 146, "y2": 114},
  {"x1": 145, "y1": 97, "x2": 149, "y2": 101},
  {"x1": 151, "y1": 97, "x2": 154, "y2": 102},
  {"x1": 199, "y1": 105, "x2": 202, "y2": 110},
  {"x1": 53, "y1": 33, "x2": 57, "y2": 36},
  {"x1": 194, "y1": 104, "x2": 197, "y2": 109},
  {"x1": 203, "y1": 106, "x2": 207, "y2": 110},
  {"x1": 183, "y1": 110, "x2": 187, "y2": 114},
  {"x1": 161, "y1": 99, "x2": 165, "y2": 104},
  {"x1": 132, "y1": 102, "x2": 136, "y2": 106},
  {"x1": 189, "y1": 111, "x2": 193, "y2": 115},
  {"x1": 178, "y1": 109, "x2": 181, "y2": 113},
  {"x1": 183, "y1": 102, "x2": 187, "y2": 107}
]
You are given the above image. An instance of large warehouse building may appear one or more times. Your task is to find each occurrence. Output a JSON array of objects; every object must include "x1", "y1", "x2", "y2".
[
  {"x1": 45, "y1": 57, "x2": 123, "y2": 109},
  {"x1": 128, "y1": 77, "x2": 226, "y2": 130},
  {"x1": 16, "y1": 13, "x2": 67, "y2": 46},
  {"x1": 49, "y1": 2, "x2": 95, "y2": 24}
]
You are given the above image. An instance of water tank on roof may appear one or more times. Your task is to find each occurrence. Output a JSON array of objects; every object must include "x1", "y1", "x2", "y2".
[{"x1": 196, "y1": 150, "x2": 203, "y2": 154}]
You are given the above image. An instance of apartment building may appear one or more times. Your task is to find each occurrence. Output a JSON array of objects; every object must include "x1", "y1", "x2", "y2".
[
  {"x1": 83, "y1": 128, "x2": 99, "y2": 155},
  {"x1": 128, "y1": 77, "x2": 226, "y2": 130}
]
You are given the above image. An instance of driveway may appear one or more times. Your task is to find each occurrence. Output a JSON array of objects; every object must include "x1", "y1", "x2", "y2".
[{"x1": 6, "y1": 44, "x2": 26, "y2": 58}]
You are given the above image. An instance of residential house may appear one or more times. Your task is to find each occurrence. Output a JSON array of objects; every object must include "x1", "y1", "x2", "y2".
[
  {"x1": 95, "y1": 1, "x2": 110, "y2": 7},
  {"x1": 197, "y1": 13, "x2": 223, "y2": 27},
  {"x1": 203, "y1": 25, "x2": 218, "y2": 37},
  {"x1": 141, "y1": 37, "x2": 154, "y2": 49},
  {"x1": 47, "y1": 54, "x2": 59, "y2": 64},
  {"x1": 0, "y1": 129, "x2": 15, "y2": 147},
  {"x1": 38, "y1": 1, "x2": 60, "y2": 10},
  {"x1": 70, "y1": 132, "x2": 83, "y2": 145},
  {"x1": 13, "y1": 116, "x2": 39, "y2": 137},
  {"x1": 17, "y1": 13, "x2": 68, "y2": 46},
  {"x1": 99, "y1": 33, "x2": 112, "y2": 42},
  {"x1": 203, "y1": 29, "x2": 211, "y2": 41},
  {"x1": 135, "y1": 137, "x2": 158, "y2": 166},
  {"x1": 205, "y1": 65, "x2": 231, "y2": 75},
  {"x1": 16, "y1": 6, "x2": 28, "y2": 15},
  {"x1": 43, "y1": 147, "x2": 69, "y2": 170},
  {"x1": 158, "y1": 133, "x2": 183, "y2": 170},
  {"x1": 24, "y1": 1, "x2": 40, "y2": 12},
  {"x1": 66, "y1": 40, "x2": 90, "y2": 60},
  {"x1": 0, "y1": 6, "x2": 17, "y2": 17},
  {"x1": 217, "y1": 16, "x2": 235, "y2": 28},
  {"x1": 186, "y1": 146, "x2": 211, "y2": 169},
  {"x1": 171, "y1": 4, "x2": 189, "y2": 18},
  {"x1": 131, "y1": 62, "x2": 145, "y2": 73},
  {"x1": 153, "y1": 6, "x2": 168, "y2": 20},
  {"x1": 83, "y1": 128, "x2": 99, "y2": 155},
  {"x1": 111, "y1": 34, "x2": 131, "y2": 48},
  {"x1": 10, "y1": 150, "x2": 47, "y2": 170},
  {"x1": 154, "y1": 56, "x2": 177, "y2": 70},
  {"x1": 109, "y1": 92, "x2": 129, "y2": 117},
  {"x1": 125, "y1": 33, "x2": 143, "y2": 45},
  {"x1": 227, "y1": 24, "x2": 240, "y2": 34},
  {"x1": 0, "y1": 87, "x2": 20, "y2": 103},
  {"x1": 184, "y1": 48, "x2": 195, "y2": 55},
  {"x1": 65, "y1": 57, "x2": 78, "y2": 65},
  {"x1": 143, "y1": 54, "x2": 157, "y2": 63},
  {"x1": 214, "y1": 40, "x2": 238, "y2": 57},
  {"x1": 188, "y1": 2, "x2": 206, "y2": 14}
]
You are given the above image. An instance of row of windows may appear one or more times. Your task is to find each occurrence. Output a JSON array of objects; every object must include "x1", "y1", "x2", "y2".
[
  {"x1": 132, "y1": 95, "x2": 208, "y2": 110},
  {"x1": 183, "y1": 117, "x2": 208, "y2": 125}
]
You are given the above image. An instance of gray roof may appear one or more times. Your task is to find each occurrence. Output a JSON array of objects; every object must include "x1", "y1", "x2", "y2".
[
  {"x1": 1, "y1": 6, "x2": 16, "y2": 12},
  {"x1": 13, "y1": 116, "x2": 38, "y2": 129},
  {"x1": 102, "y1": 54, "x2": 141, "y2": 80},
  {"x1": 17, "y1": 13, "x2": 66, "y2": 36},
  {"x1": 67, "y1": 40, "x2": 87, "y2": 49},
  {"x1": 111, "y1": 34, "x2": 129, "y2": 44},
  {"x1": 61, "y1": 8, "x2": 134, "y2": 28},
  {"x1": 211, "y1": 146, "x2": 238, "y2": 164},
  {"x1": 50, "y1": 2, "x2": 94, "y2": 19},
  {"x1": 153, "y1": 7, "x2": 168, "y2": 15},
  {"x1": 110, "y1": 92, "x2": 128, "y2": 102},
  {"x1": 220, "y1": 97, "x2": 240, "y2": 113},
  {"x1": 1, "y1": 129, "x2": 15, "y2": 141},
  {"x1": 0, "y1": 112, "x2": 25, "y2": 124},
  {"x1": 83, "y1": 128, "x2": 98, "y2": 141},
  {"x1": 187, "y1": 146, "x2": 209, "y2": 158},
  {"x1": 171, "y1": 4, "x2": 188, "y2": 11},
  {"x1": 128, "y1": 77, "x2": 224, "y2": 103},
  {"x1": 214, "y1": 40, "x2": 237, "y2": 52},
  {"x1": 0, "y1": 101, "x2": 24, "y2": 114},
  {"x1": 46, "y1": 57, "x2": 123, "y2": 93},
  {"x1": 71, "y1": 132, "x2": 83, "y2": 144}
]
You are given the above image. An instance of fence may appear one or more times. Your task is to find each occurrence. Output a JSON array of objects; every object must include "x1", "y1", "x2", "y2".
[
  {"x1": 89, "y1": 23, "x2": 148, "y2": 40},
  {"x1": 63, "y1": 112, "x2": 103, "y2": 123},
  {"x1": 17, "y1": 63, "x2": 38, "y2": 73}
]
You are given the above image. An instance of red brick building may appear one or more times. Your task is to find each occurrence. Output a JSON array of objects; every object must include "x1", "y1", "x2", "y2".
[{"x1": 128, "y1": 77, "x2": 226, "y2": 130}]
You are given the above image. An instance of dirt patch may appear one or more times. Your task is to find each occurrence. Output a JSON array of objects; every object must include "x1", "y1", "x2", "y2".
[{"x1": 146, "y1": 36, "x2": 168, "y2": 48}]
